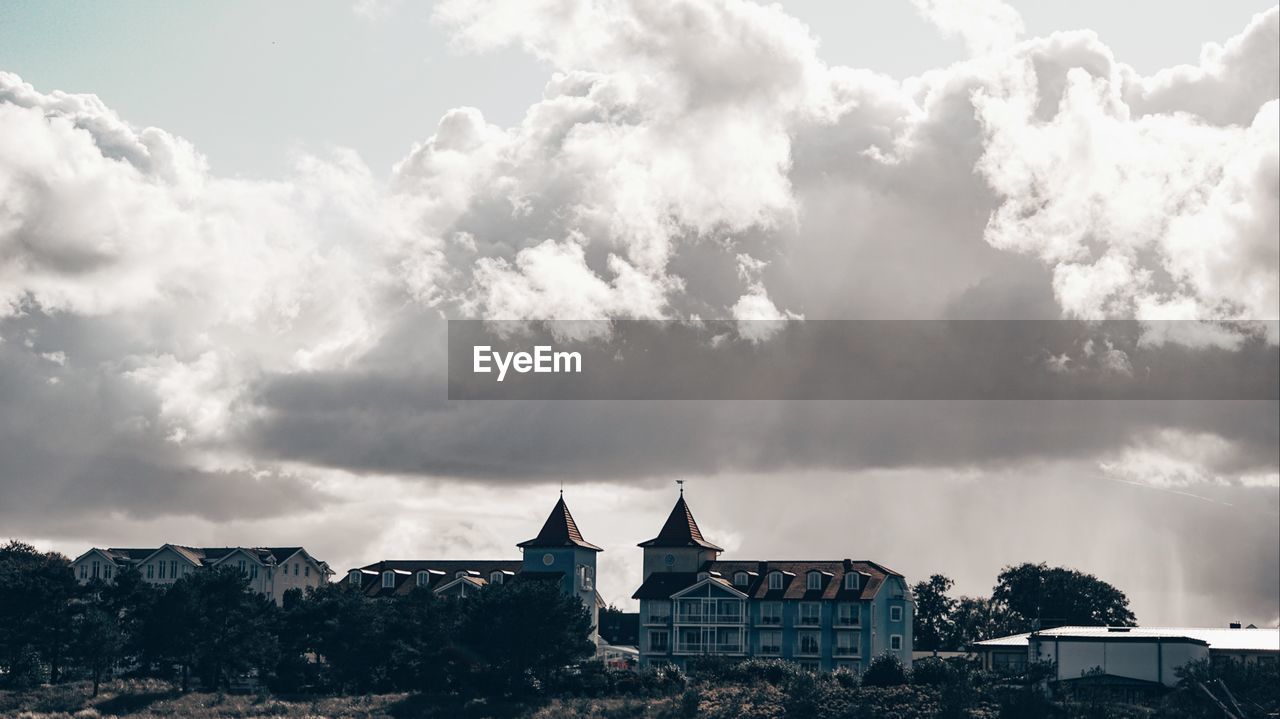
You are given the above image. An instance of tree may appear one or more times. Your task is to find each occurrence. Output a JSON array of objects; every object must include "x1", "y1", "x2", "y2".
[
  {"x1": 457, "y1": 577, "x2": 594, "y2": 694},
  {"x1": 141, "y1": 565, "x2": 278, "y2": 691},
  {"x1": 947, "y1": 595, "x2": 1019, "y2": 649},
  {"x1": 71, "y1": 596, "x2": 124, "y2": 696},
  {"x1": 912, "y1": 574, "x2": 957, "y2": 652},
  {"x1": 992, "y1": 562, "x2": 1136, "y2": 630},
  {"x1": 0, "y1": 541, "x2": 79, "y2": 687}
]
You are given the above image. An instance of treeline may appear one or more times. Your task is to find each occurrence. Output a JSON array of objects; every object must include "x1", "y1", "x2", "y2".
[
  {"x1": 0, "y1": 541, "x2": 594, "y2": 697},
  {"x1": 911, "y1": 563, "x2": 1138, "y2": 652}
]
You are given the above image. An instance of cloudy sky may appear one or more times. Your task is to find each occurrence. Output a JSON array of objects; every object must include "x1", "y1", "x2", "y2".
[{"x1": 1, "y1": 0, "x2": 1277, "y2": 626}]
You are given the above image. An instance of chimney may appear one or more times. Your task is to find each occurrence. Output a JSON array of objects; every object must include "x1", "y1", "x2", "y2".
[
  {"x1": 1229, "y1": 621, "x2": 1242, "y2": 629},
  {"x1": 843, "y1": 558, "x2": 853, "y2": 571}
]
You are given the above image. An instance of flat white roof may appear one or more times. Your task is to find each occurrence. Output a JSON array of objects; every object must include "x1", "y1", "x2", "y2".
[{"x1": 975, "y1": 627, "x2": 1279, "y2": 652}]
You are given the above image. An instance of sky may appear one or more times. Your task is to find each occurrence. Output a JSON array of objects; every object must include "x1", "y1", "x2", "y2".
[{"x1": 0, "y1": 0, "x2": 1277, "y2": 625}]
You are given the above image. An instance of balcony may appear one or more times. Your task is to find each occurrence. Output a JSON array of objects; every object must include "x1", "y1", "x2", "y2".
[
  {"x1": 834, "y1": 617, "x2": 861, "y2": 627},
  {"x1": 674, "y1": 610, "x2": 744, "y2": 624},
  {"x1": 795, "y1": 644, "x2": 821, "y2": 657},
  {"x1": 833, "y1": 645, "x2": 860, "y2": 657},
  {"x1": 675, "y1": 639, "x2": 745, "y2": 654},
  {"x1": 796, "y1": 616, "x2": 821, "y2": 627},
  {"x1": 645, "y1": 613, "x2": 671, "y2": 625}
]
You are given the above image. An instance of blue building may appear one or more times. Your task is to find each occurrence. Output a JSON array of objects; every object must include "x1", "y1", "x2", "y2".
[{"x1": 632, "y1": 492, "x2": 913, "y2": 672}]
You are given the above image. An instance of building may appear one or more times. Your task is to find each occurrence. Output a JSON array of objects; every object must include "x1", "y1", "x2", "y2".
[
  {"x1": 632, "y1": 491, "x2": 914, "y2": 672},
  {"x1": 71, "y1": 544, "x2": 331, "y2": 605},
  {"x1": 972, "y1": 625, "x2": 1280, "y2": 687},
  {"x1": 343, "y1": 494, "x2": 604, "y2": 642}
]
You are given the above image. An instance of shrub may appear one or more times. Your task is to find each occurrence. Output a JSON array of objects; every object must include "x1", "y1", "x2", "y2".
[{"x1": 861, "y1": 653, "x2": 909, "y2": 687}]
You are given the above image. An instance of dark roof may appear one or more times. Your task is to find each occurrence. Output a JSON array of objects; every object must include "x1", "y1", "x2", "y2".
[
  {"x1": 637, "y1": 495, "x2": 724, "y2": 550},
  {"x1": 517, "y1": 496, "x2": 602, "y2": 551},
  {"x1": 345, "y1": 559, "x2": 523, "y2": 597},
  {"x1": 601, "y1": 611, "x2": 640, "y2": 646},
  {"x1": 98, "y1": 545, "x2": 327, "y2": 569},
  {"x1": 632, "y1": 559, "x2": 897, "y2": 601}
]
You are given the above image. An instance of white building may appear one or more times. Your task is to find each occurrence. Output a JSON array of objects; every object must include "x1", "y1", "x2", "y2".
[
  {"x1": 72, "y1": 544, "x2": 331, "y2": 605},
  {"x1": 973, "y1": 625, "x2": 1280, "y2": 687}
]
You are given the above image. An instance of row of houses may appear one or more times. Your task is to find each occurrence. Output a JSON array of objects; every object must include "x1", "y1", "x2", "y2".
[{"x1": 71, "y1": 491, "x2": 1278, "y2": 684}]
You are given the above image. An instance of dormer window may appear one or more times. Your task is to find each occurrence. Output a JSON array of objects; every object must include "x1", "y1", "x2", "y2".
[
  {"x1": 807, "y1": 571, "x2": 823, "y2": 590},
  {"x1": 417, "y1": 571, "x2": 431, "y2": 587},
  {"x1": 381, "y1": 571, "x2": 395, "y2": 588},
  {"x1": 768, "y1": 572, "x2": 784, "y2": 590},
  {"x1": 697, "y1": 571, "x2": 709, "y2": 582},
  {"x1": 349, "y1": 570, "x2": 362, "y2": 585},
  {"x1": 455, "y1": 570, "x2": 469, "y2": 579},
  {"x1": 489, "y1": 571, "x2": 505, "y2": 585},
  {"x1": 733, "y1": 571, "x2": 750, "y2": 586},
  {"x1": 844, "y1": 572, "x2": 860, "y2": 591}
]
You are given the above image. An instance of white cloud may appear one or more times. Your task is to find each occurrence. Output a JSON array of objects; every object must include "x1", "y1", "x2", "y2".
[{"x1": 911, "y1": 0, "x2": 1025, "y2": 57}]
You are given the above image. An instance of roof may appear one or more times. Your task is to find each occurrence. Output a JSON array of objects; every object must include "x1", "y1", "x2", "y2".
[
  {"x1": 975, "y1": 627, "x2": 1280, "y2": 652},
  {"x1": 632, "y1": 559, "x2": 897, "y2": 601},
  {"x1": 517, "y1": 496, "x2": 603, "y2": 552},
  {"x1": 91, "y1": 545, "x2": 326, "y2": 569},
  {"x1": 637, "y1": 495, "x2": 724, "y2": 551},
  {"x1": 346, "y1": 559, "x2": 524, "y2": 597}
]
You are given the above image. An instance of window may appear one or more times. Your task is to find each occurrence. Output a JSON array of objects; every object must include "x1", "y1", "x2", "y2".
[
  {"x1": 104, "y1": 564, "x2": 113, "y2": 580},
  {"x1": 890, "y1": 634, "x2": 903, "y2": 651},
  {"x1": 759, "y1": 601, "x2": 782, "y2": 625},
  {"x1": 382, "y1": 571, "x2": 395, "y2": 588},
  {"x1": 417, "y1": 571, "x2": 430, "y2": 587},
  {"x1": 578, "y1": 564, "x2": 594, "y2": 591},
  {"x1": 79, "y1": 563, "x2": 87, "y2": 579},
  {"x1": 992, "y1": 652, "x2": 1027, "y2": 672},
  {"x1": 157, "y1": 561, "x2": 164, "y2": 579},
  {"x1": 489, "y1": 570, "x2": 504, "y2": 585},
  {"x1": 835, "y1": 631, "x2": 858, "y2": 656},
  {"x1": 844, "y1": 573, "x2": 860, "y2": 591},
  {"x1": 798, "y1": 602, "x2": 821, "y2": 626},
  {"x1": 649, "y1": 630, "x2": 670, "y2": 652},
  {"x1": 237, "y1": 559, "x2": 247, "y2": 574},
  {"x1": 146, "y1": 563, "x2": 154, "y2": 579},
  {"x1": 250, "y1": 564, "x2": 258, "y2": 579},
  {"x1": 768, "y1": 572, "x2": 784, "y2": 590},
  {"x1": 294, "y1": 563, "x2": 299, "y2": 576},
  {"x1": 759, "y1": 630, "x2": 782, "y2": 655},
  {"x1": 733, "y1": 571, "x2": 749, "y2": 586},
  {"x1": 836, "y1": 603, "x2": 858, "y2": 626},
  {"x1": 349, "y1": 570, "x2": 362, "y2": 585},
  {"x1": 807, "y1": 571, "x2": 823, "y2": 590},
  {"x1": 91, "y1": 561, "x2": 100, "y2": 579},
  {"x1": 304, "y1": 565, "x2": 310, "y2": 578},
  {"x1": 170, "y1": 561, "x2": 177, "y2": 578},
  {"x1": 799, "y1": 661, "x2": 820, "y2": 672},
  {"x1": 646, "y1": 600, "x2": 671, "y2": 624},
  {"x1": 890, "y1": 605, "x2": 903, "y2": 623},
  {"x1": 797, "y1": 630, "x2": 820, "y2": 656}
]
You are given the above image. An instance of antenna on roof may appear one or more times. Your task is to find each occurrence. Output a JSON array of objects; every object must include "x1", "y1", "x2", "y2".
[{"x1": 676, "y1": 479, "x2": 684, "y2": 496}]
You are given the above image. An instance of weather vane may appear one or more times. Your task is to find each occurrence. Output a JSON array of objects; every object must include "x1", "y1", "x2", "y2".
[{"x1": 676, "y1": 479, "x2": 684, "y2": 495}]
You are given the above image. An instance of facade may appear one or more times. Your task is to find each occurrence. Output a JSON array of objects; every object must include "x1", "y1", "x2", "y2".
[
  {"x1": 343, "y1": 494, "x2": 603, "y2": 642},
  {"x1": 973, "y1": 626, "x2": 1280, "y2": 687},
  {"x1": 632, "y1": 493, "x2": 914, "y2": 672},
  {"x1": 71, "y1": 544, "x2": 331, "y2": 605}
]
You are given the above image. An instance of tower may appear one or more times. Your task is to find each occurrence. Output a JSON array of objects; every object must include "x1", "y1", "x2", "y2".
[
  {"x1": 518, "y1": 493, "x2": 603, "y2": 641},
  {"x1": 637, "y1": 487, "x2": 723, "y2": 579}
]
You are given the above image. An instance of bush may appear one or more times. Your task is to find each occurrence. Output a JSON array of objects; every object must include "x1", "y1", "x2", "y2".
[{"x1": 861, "y1": 653, "x2": 909, "y2": 687}]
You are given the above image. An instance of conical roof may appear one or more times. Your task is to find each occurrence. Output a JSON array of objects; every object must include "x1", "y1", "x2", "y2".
[
  {"x1": 637, "y1": 494, "x2": 723, "y2": 550},
  {"x1": 517, "y1": 495, "x2": 603, "y2": 551}
]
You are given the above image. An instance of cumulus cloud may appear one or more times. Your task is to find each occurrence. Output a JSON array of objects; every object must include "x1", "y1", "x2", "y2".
[{"x1": 0, "y1": 0, "x2": 1276, "y2": 597}]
